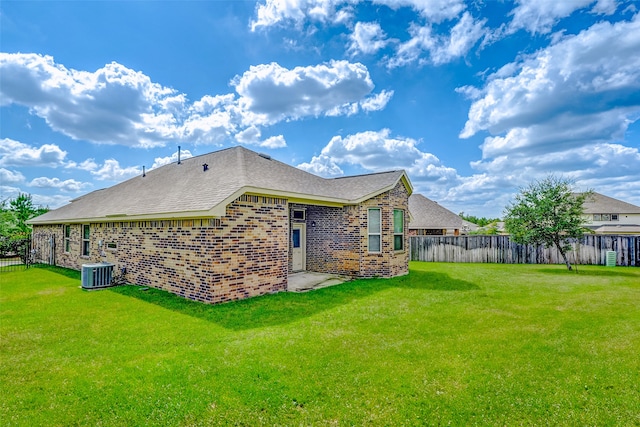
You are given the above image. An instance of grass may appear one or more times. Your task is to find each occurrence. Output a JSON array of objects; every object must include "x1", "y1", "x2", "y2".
[{"x1": 1, "y1": 262, "x2": 639, "y2": 426}]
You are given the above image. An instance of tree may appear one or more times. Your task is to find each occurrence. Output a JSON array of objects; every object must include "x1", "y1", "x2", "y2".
[
  {"x1": 8, "y1": 194, "x2": 48, "y2": 236},
  {"x1": 0, "y1": 194, "x2": 48, "y2": 260},
  {"x1": 458, "y1": 212, "x2": 500, "y2": 227},
  {"x1": 503, "y1": 176, "x2": 592, "y2": 271},
  {"x1": 0, "y1": 199, "x2": 16, "y2": 237}
]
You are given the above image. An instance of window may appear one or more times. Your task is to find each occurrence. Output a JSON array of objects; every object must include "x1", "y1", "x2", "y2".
[
  {"x1": 602, "y1": 214, "x2": 611, "y2": 221},
  {"x1": 368, "y1": 208, "x2": 381, "y2": 252},
  {"x1": 393, "y1": 209, "x2": 404, "y2": 251},
  {"x1": 292, "y1": 229, "x2": 301, "y2": 248},
  {"x1": 64, "y1": 225, "x2": 71, "y2": 253},
  {"x1": 82, "y1": 225, "x2": 90, "y2": 256},
  {"x1": 292, "y1": 209, "x2": 305, "y2": 220},
  {"x1": 593, "y1": 214, "x2": 601, "y2": 221},
  {"x1": 612, "y1": 214, "x2": 619, "y2": 221}
]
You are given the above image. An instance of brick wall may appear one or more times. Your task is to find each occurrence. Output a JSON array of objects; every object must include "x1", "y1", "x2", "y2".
[
  {"x1": 357, "y1": 180, "x2": 410, "y2": 278},
  {"x1": 288, "y1": 180, "x2": 410, "y2": 279},
  {"x1": 34, "y1": 194, "x2": 288, "y2": 304},
  {"x1": 301, "y1": 204, "x2": 360, "y2": 276}
]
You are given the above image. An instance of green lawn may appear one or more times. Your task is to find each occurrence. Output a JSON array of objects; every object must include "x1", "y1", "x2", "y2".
[{"x1": 1, "y1": 262, "x2": 639, "y2": 426}]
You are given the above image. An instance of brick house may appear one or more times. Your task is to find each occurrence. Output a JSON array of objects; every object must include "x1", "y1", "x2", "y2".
[
  {"x1": 408, "y1": 194, "x2": 475, "y2": 236},
  {"x1": 28, "y1": 147, "x2": 412, "y2": 304}
]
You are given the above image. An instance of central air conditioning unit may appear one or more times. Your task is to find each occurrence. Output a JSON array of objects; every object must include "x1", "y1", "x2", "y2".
[{"x1": 81, "y1": 263, "x2": 115, "y2": 289}]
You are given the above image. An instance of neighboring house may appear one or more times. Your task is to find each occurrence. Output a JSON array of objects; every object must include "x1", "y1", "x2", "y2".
[
  {"x1": 461, "y1": 219, "x2": 480, "y2": 234},
  {"x1": 474, "y1": 221, "x2": 507, "y2": 235},
  {"x1": 28, "y1": 147, "x2": 412, "y2": 304},
  {"x1": 407, "y1": 194, "x2": 472, "y2": 236},
  {"x1": 581, "y1": 192, "x2": 640, "y2": 235}
]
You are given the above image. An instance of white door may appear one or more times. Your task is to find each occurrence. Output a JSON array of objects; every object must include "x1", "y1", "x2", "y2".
[{"x1": 292, "y1": 223, "x2": 306, "y2": 271}]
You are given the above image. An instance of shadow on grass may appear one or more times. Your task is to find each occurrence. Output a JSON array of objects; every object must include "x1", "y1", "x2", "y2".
[
  {"x1": 38, "y1": 265, "x2": 82, "y2": 280},
  {"x1": 1, "y1": 264, "x2": 83, "y2": 279},
  {"x1": 109, "y1": 270, "x2": 478, "y2": 331},
  {"x1": 536, "y1": 267, "x2": 639, "y2": 278}
]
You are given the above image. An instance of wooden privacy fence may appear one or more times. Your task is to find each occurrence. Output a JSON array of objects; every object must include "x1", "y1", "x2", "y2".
[{"x1": 410, "y1": 235, "x2": 640, "y2": 266}]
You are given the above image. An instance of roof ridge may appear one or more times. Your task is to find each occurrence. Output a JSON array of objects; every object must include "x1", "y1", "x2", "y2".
[
  {"x1": 331, "y1": 169, "x2": 403, "y2": 180},
  {"x1": 235, "y1": 145, "x2": 249, "y2": 186},
  {"x1": 164, "y1": 145, "x2": 241, "y2": 166}
]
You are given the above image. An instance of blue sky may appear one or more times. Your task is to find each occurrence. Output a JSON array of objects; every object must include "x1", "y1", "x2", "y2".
[{"x1": 1, "y1": 0, "x2": 639, "y2": 218}]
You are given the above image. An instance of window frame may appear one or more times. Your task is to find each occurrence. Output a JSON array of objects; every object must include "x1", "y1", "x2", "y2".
[
  {"x1": 82, "y1": 224, "x2": 90, "y2": 256},
  {"x1": 611, "y1": 214, "x2": 619, "y2": 221},
  {"x1": 292, "y1": 209, "x2": 305, "y2": 220},
  {"x1": 64, "y1": 224, "x2": 71, "y2": 253},
  {"x1": 393, "y1": 209, "x2": 404, "y2": 251},
  {"x1": 368, "y1": 208, "x2": 382, "y2": 253}
]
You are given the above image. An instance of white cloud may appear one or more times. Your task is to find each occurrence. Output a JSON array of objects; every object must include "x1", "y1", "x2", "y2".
[
  {"x1": 0, "y1": 138, "x2": 67, "y2": 167},
  {"x1": 235, "y1": 126, "x2": 262, "y2": 144},
  {"x1": 348, "y1": 22, "x2": 391, "y2": 55},
  {"x1": 373, "y1": 0, "x2": 465, "y2": 22},
  {"x1": 65, "y1": 158, "x2": 99, "y2": 171},
  {"x1": 1, "y1": 54, "x2": 385, "y2": 148},
  {"x1": 477, "y1": 109, "x2": 634, "y2": 159},
  {"x1": 360, "y1": 89, "x2": 394, "y2": 112},
  {"x1": 472, "y1": 142, "x2": 640, "y2": 180},
  {"x1": 298, "y1": 128, "x2": 458, "y2": 181},
  {"x1": 455, "y1": 15, "x2": 640, "y2": 216},
  {"x1": 508, "y1": 0, "x2": 618, "y2": 35},
  {"x1": 181, "y1": 94, "x2": 237, "y2": 145},
  {"x1": 150, "y1": 149, "x2": 194, "y2": 170},
  {"x1": 295, "y1": 128, "x2": 514, "y2": 214},
  {"x1": 389, "y1": 12, "x2": 487, "y2": 67},
  {"x1": 31, "y1": 194, "x2": 73, "y2": 209},
  {"x1": 591, "y1": 0, "x2": 619, "y2": 15},
  {"x1": 435, "y1": 12, "x2": 487, "y2": 64},
  {"x1": 251, "y1": 0, "x2": 465, "y2": 30},
  {"x1": 298, "y1": 154, "x2": 345, "y2": 177},
  {"x1": 0, "y1": 54, "x2": 182, "y2": 147},
  {"x1": 234, "y1": 126, "x2": 287, "y2": 148},
  {"x1": 0, "y1": 168, "x2": 25, "y2": 185},
  {"x1": 251, "y1": 0, "x2": 353, "y2": 30},
  {"x1": 91, "y1": 159, "x2": 141, "y2": 182},
  {"x1": 0, "y1": 185, "x2": 68, "y2": 210},
  {"x1": 260, "y1": 135, "x2": 287, "y2": 148},
  {"x1": 0, "y1": 185, "x2": 22, "y2": 202},
  {"x1": 460, "y1": 15, "x2": 640, "y2": 154},
  {"x1": 232, "y1": 60, "x2": 376, "y2": 124},
  {"x1": 28, "y1": 177, "x2": 92, "y2": 192}
]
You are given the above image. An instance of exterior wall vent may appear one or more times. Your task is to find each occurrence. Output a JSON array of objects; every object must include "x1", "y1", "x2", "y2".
[{"x1": 81, "y1": 263, "x2": 115, "y2": 289}]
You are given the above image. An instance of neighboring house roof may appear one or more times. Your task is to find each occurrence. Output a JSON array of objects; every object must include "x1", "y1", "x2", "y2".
[
  {"x1": 29, "y1": 146, "x2": 412, "y2": 225},
  {"x1": 588, "y1": 224, "x2": 640, "y2": 234},
  {"x1": 461, "y1": 219, "x2": 479, "y2": 232},
  {"x1": 408, "y1": 194, "x2": 463, "y2": 229},
  {"x1": 580, "y1": 192, "x2": 640, "y2": 214}
]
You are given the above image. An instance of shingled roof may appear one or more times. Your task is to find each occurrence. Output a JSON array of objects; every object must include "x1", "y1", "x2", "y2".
[
  {"x1": 29, "y1": 146, "x2": 412, "y2": 225},
  {"x1": 408, "y1": 193, "x2": 463, "y2": 230},
  {"x1": 581, "y1": 192, "x2": 640, "y2": 214}
]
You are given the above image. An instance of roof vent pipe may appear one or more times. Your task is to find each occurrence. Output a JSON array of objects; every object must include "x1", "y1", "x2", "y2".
[
  {"x1": 203, "y1": 163, "x2": 208, "y2": 172},
  {"x1": 178, "y1": 146, "x2": 181, "y2": 164},
  {"x1": 142, "y1": 166, "x2": 146, "y2": 177}
]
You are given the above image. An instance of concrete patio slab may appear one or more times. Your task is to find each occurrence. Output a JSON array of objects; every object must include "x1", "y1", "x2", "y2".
[{"x1": 287, "y1": 271, "x2": 351, "y2": 292}]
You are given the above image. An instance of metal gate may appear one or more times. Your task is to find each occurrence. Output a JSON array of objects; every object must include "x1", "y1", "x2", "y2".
[{"x1": 0, "y1": 233, "x2": 56, "y2": 272}]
